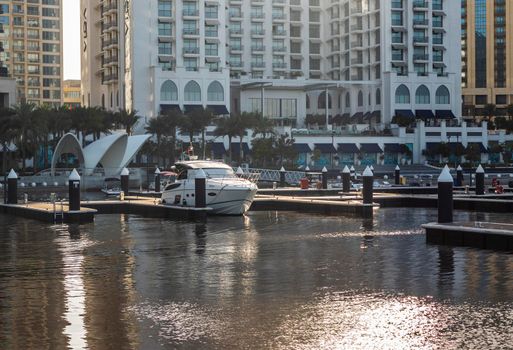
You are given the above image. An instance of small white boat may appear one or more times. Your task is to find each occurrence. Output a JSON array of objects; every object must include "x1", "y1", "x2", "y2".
[
  {"x1": 161, "y1": 160, "x2": 258, "y2": 215},
  {"x1": 101, "y1": 177, "x2": 122, "y2": 196}
]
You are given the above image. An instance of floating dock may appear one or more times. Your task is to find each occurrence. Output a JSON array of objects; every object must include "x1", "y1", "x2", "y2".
[
  {"x1": 251, "y1": 195, "x2": 377, "y2": 217},
  {"x1": 0, "y1": 197, "x2": 210, "y2": 223},
  {"x1": 0, "y1": 202, "x2": 97, "y2": 224},
  {"x1": 423, "y1": 222, "x2": 513, "y2": 251}
]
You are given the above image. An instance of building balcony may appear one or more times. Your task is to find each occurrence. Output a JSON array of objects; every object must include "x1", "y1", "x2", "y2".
[
  {"x1": 413, "y1": 37, "x2": 429, "y2": 45},
  {"x1": 183, "y1": 47, "x2": 200, "y2": 55},
  {"x1": 229, "y1": 28, "x2": 243, "y2": 35},
  {"x1": 272, "y1": 62, "x2": 287, "y2": 69},
  {"x1": 413, "y1": 19, "x2": 429, "y2": 26},
  {"x1": 182, "y1": 9, "x2": 199, "y2": 17},
  {"x1": 251, "y1": 62, "x2": 265, "y2": 68},
  {"x1": 413, "y1": 54, "x2": 429, "y2": 61},
  {"x1": 251, "y1": 45, "x2": 265, "y2": 52},
  {"x1": 251, "y1": 29, "x2": 265, "y2": 36},
  {"x1": 412, "y1": 1, "x2": 428, "y2": 9},
  {"x1": 183, "y1": 28, "x2": 200, "y2": 36}
]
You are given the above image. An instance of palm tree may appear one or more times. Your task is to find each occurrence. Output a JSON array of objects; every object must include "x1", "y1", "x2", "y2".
[
  {"x1": 506, "y1": 104, "x2": 513, "y2": 121},
  {"x1": 0, "y1": 107, "x2": 16, "y2": 174},
  {"x1": 233, "y1": 112, "x2": 258, "y2": 163},
  {"x1": 161, "y1": 109, "x2": 183, "y2": 165},
  {"x1": 213, "y1": 116, "x2": 237, "y2": 161},
  {"x1": 145, "y1": 116, "x2": 167, "y2": 167},
  {"x1": 11, "y1": 102, "x2": 38, "y2": 171},
  {"x1": 273, "y1": 133, "x2": 297, "y2": 167},
  {"x1": 483, "y1": 103, "x2": 496, "y2": 124},
  {"x1": 253, "y1": 113, "x2": 275, "y2": 139},
  {"x1": 115, "y1": 108, "x2": 141, "y2": 135},
  {"x1": 185, "y1": 107, "x2": 214, "y2": 159},
  {"x1": 34, "y1": 105, "x2": 54, "y2": 169}
]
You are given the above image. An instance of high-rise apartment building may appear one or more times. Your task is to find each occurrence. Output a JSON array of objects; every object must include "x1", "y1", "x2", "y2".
[
  {"x1": 63, "y1": 79, "x2": 81, "y2": 108},
  {"x1": 81, "y1": 0, "x2": 230, "y2": 124},
  {"x1": 461, "y1": 0, "x2": 513, "y2": 119},
  {"x1": 0, "y1": 0, "x2": 63, "y2": 106},
  {"x1": 81, "y1": 0, "x2": 460, "y2": 131}
]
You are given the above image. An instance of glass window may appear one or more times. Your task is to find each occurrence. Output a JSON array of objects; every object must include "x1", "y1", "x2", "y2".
[
  {"x1": 435, "y1": 85, "x2": 450, "y2": 104},
  {"x1": 395, "y1": 84, "x2": 410, "y2": 104},
  {"x1": 158, "y1": 0, "x2": 172, "y2": 17},
  {"x1": 415, "y1": 85, "x2": 430, "y2": 104},
  {"x1": 161, "y1": 80, "x2": 178, "y2": 101},
  {"x1": 184, "y1": 80, "x2": 201, "y2": 101}
]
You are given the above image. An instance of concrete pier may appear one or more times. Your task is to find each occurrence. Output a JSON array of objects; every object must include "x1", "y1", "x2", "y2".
[{"x1": 424, "y1": 222, "x2": 513, "y2": 251}]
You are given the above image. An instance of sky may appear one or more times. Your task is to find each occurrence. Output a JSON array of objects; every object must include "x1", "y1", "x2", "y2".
[{"x1": 63, "y1": 0, "x2": 81, "y2": 80}]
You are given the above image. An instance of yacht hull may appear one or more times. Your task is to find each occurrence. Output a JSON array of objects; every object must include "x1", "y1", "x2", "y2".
[{"x1": 161, "y1": 182, "x2": 257, "y2": 215}]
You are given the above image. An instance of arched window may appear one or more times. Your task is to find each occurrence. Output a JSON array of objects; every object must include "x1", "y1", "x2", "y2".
[
  {"x1": 306, "y1": 95, "x2": 310, "y2": 109},
  {"x1": 207, "y1": 81, "x2": 224, "y2": 101},
  {"x1": 161, "y1": 80, "x2": 178, "y2": 101},
  {"x1": 345, "y1": 92, "x2": 351, "y2": 108},
  {"x1": 376, "y1": 88, "x2": 381, "y2": 105},
  {"x1": 116, "y1": 91, "x2": 119, "y2": 106},
  {"x1": 184, "y1": 80, "x2": 201, "y2": 101},
  {"x1": 368, "y1": 93, "x2": 371, "y2": 106},
  {"x1": 101, "y1": 94, "x2": 105, "y2": 108},
  {"x1": 415, "y1": 85, "x2": 430, "y2": 104},
  {"x1": 395, "y1": 84, "x2": 410, "y2": 104},
  {"x1": 110, "y1": 92, "x2": 113, "y2": 107},
  {"x1": 358, "y1": 91, "x2": 363, "y2": 106},
  {"x1": 436, "y1": 85, "x2": 450, "y2": 104},
  {"x1": 318, "y1": 91, "x2": 332, "y2": 109}
]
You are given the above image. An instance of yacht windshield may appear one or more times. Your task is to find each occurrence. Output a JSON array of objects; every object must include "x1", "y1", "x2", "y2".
[{"x1": 203, "y1": 168, "x2": 235, "y2": 179}]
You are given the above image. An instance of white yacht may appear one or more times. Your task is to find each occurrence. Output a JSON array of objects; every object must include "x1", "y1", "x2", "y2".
[{"x1": 161, "y1": 161, "x2": 258, "y2": 215}]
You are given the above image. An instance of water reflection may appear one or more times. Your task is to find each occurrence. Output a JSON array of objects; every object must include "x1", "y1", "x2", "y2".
[{"x1": 0, "y1": 209, "x2": 512, "y2": 349}]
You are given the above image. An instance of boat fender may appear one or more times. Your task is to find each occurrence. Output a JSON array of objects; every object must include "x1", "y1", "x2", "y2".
[{"x1": 182, "y1": 198, "x2": 187, "y2": 206}]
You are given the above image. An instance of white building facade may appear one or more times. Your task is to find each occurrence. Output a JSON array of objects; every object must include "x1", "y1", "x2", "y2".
[
  {"x1": 81, "y1": 0, "x2": 460, "y2": 128},
  {"x1": 81, "y1": 0, "x2": 230, "y2": 126},
  {"x1": 230, "y1": 0, "x2": 461, "y2": 129}
]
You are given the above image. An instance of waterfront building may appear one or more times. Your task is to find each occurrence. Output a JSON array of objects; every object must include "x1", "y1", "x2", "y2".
[
  {"x1": 0, "y1": 77, "x2": 16, "y2": 107},
  {"x1": 461, "y1": 0, "x2": 513, "y2": 120},
  {"x1": 81, "y1": 0, "x2": 461, "y2": 132},
  {"x1": 231, "y1": 0, "x2": 461, "y2": 129},
  {"x1": 0, "y1": 0, "x2": 63, "y2": 106},
  {"x1": 80, "y1": 0, "x2": 230, "y2": 123},
  {"x1": 63, "y1": 79, "x2": 81, "y2": 108}
]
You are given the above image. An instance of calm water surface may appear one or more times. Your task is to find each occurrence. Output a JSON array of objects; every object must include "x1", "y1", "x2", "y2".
[{"x1": 0, "y1": 209, "x2": 512, "y2": 349}]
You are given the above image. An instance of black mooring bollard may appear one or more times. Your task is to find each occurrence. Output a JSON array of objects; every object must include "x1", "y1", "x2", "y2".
[
  {"x1": 437, "y1": 165, "x2": 453, "y2": 223},
  {"x1": 195, "y1": 168, "x2": 206, "y2": 208},
  {"x1": 350, "y1": 165, "x2": 355, "y2": 180},
  {"x1": 475, "y1": 164, "x2": 485, "y2": 195},
  {"x1": 362, "y1": 166, "x2": 373, "y2": 204},
  {"x1": 342, "y1": 165, "x2": 351, "y2": 193},
  {"x1": 279, "y1": 166, "x2": 286, "y2": 187},
  {"x1": 7, "y1": 169, "x2": 18, "y2": 204},
  {"x1": 395, "y1": 165, "x2": 401, "y2": 185},
  {"x1": 121, "y1": 168, "x2": 129, "y2": 195},
  {"x1": 68, "y1": 169, "x2": 81, "y2": 211},
  {"x1": 456, "y1": 165, "x2": 463, "y2": 187},
  {"x1": 322, "y1": 166, "x2": 328, "y2": 189},
  {"x1": 155, "y1": 168, "x2": 161, "y2": 193}
]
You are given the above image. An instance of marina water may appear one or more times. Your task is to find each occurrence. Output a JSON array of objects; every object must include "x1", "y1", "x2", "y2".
[{"x1": 0, "y1": 208, "x2": 512, "y2": 349}]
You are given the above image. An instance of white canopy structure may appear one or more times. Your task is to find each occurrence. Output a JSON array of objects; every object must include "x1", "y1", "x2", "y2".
[{"x1": 51, "y1": 132, "x2": 151, "y2": 177}]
